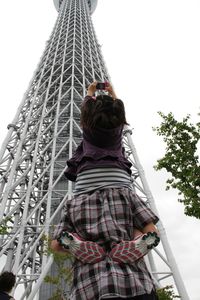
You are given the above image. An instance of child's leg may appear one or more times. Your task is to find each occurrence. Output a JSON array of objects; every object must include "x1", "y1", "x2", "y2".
[
  {"x1": 110, "y1": 223, "x2": 160, "y2": 264},
  {"x1": 51, "y1": 239, "x2": 68, "y2": 253},
  {"x1": 57, "y1": 231, "x2": 106, "y2": 264},
  {"x1": 133, "y1": 228, "x2": 143, "y2": 238},
  {"x1": 51, "y1": 236, "x2": 106, "y2": 263},
  {"x1": 141, "y1": 222, "x2": 159, "y2": 235}
]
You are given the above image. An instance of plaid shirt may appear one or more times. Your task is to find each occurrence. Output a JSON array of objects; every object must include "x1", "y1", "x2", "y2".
[{"x1": 54, "y1": 187, "x2": 159, "y2": 300}]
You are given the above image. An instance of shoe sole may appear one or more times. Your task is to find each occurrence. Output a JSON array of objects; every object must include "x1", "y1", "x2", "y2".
[
  {"x1": 110, "y1": 232, "x2": 160, "y2": 264},
  {"x1": 58, "y1": 231, "x2": 106, "y2": 264}
]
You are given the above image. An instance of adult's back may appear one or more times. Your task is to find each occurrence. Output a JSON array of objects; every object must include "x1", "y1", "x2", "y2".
[
  {"x1": 0, "y1": 291, "x2": 14, "y2": 300},
  {"x1": 0, "y1": 271, "x2": 16, "y2": 300}
]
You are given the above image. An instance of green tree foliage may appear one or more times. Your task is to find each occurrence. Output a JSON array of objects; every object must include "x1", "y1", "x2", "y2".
[
  {"x1": 0, "y1": 223, "x2": 8, "y2": 235},
  {"x1": 44, "y1": 250, "x2": 73, "y2": 300},
  {"x1": 157, "y1": 285, "x2": 180, "y2": 299},
  {"x1": 42, "y1": 235, "x2": 73, "y2": 300},
  {"x1": 153, "y1": 112, "x2": 200, "y2": 219},
  {"x1": 0, "y1": 218, "x2": 11, "y2": 234}
]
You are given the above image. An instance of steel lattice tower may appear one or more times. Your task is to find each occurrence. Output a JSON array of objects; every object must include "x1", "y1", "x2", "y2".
[{"x1": 0, "y1": 0, "x2": 189, "y2": 299}]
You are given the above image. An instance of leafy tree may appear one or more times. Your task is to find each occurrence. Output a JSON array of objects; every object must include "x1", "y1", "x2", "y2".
[
  {"x1": 0, "y1": 218, "x2": 11, "y2": 234},
  {"x1": 157, "y1": 285, "x2": 180, "y2": 299},
  {"x1": 153, "y1": 112, "x2": 200, "y2": 219},
  {"x1": 0, "y1": 223, "x2": 8, "y2": 235},
  {"x1": 42, "y1": 235, "x2": 73, "y2": 300}
]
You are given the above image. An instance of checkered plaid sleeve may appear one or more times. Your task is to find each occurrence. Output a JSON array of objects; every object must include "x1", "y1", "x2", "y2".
[{"x1": 131, "y1": 193, "x2": 159, "y2": 230}]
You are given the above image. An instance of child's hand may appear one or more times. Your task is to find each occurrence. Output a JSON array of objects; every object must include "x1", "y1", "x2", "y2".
[
  {"x1": 105, "y1": 82, "x2": 117, "y2": 100},
  {"x1": 87, "y1": 81, "x2": 97, "y2": 96}
]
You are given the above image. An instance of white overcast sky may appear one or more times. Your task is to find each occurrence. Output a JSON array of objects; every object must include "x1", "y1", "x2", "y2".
[{"x1": 0, "y1": 1, "x2": 200, "y2": 299}]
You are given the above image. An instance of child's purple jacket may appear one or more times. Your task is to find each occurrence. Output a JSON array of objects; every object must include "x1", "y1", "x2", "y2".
[{"x1": 64, "y1": 96, "x2": 132, "y2": 181}]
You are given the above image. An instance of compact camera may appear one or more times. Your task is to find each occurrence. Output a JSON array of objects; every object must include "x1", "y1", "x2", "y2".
[{"x1": 96, "y1": 82, "x2": 109, "y2": 90}]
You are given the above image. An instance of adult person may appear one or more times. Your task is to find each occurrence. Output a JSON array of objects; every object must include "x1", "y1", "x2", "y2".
[{"x1": 0, "y1": 271, "x2": 16, "y2": 300}]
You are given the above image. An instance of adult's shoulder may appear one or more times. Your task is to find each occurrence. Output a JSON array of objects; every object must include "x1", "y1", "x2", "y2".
[{"x1": 0, "y1": 291, "x2": 15, "y2": 300}]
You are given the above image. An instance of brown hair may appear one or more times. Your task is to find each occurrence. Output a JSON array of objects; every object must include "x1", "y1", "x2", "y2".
[{"x1": 80, "y1": 95, "x2": 128, "y2": 129}]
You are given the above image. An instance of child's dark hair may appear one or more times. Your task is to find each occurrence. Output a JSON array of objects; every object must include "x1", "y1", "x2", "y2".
[
  {"x1": 0, "y1": 271, "x2": 16, "y2": 292},
  {"x1": 81, "y1": 95, "x2": 128, "y2": 129}
]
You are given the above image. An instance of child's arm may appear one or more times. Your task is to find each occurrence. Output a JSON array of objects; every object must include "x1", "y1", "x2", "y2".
[
  {"x1": 64, "y1": 142, "x2": 83, "y2": 181},
  {"x1": 80, "y1": 82, "x2": 97, "y2": 107},
  {"x1": 86, "y1": 81, "x2": 117, "y2": 99},
  {"x1": 87, "y1": 81, "x2": 97, "y2": 96},
  {"x1": 105, "y1": 82, "x2": 117, "y2": 100}
]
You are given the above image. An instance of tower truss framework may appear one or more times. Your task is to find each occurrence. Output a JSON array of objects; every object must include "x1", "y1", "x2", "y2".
[{"x1": 0, "y1": 0, "x2": 189, "y2": 299}]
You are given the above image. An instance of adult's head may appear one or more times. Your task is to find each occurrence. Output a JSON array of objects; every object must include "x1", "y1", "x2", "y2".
[
  {"x1": 0, "y1": 271, "x2": 16, "y2": 293},
  {"x1": 81, "y1": 94, "x2": 128, "y2": 130}
]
